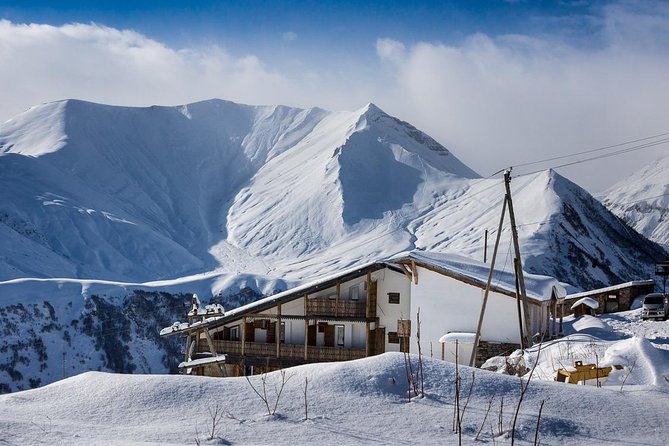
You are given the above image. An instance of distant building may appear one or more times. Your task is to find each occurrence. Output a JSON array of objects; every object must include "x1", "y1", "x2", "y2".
[{"x1": 563, "y1": 280, "x2": 655, "y2": 316}]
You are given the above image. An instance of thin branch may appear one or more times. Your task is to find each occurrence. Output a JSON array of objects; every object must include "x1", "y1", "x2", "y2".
[
  {"x1": 533, "y1": 400, "x2": 545, "y2": 446},
  {"x1": 475, "y1": 394, "x2": 495, "y2": 441}
]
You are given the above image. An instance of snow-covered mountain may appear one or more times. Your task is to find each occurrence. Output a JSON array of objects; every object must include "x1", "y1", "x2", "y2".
[
  {"x1": 0, "y1": 99, "x2": 476, "y2": 282},
  {"x1": 0, "y1": 98, "x2": 665, "y2": 392},
  {"x1": 601, "y1": 153, "x2": 669, "y2": 250}
]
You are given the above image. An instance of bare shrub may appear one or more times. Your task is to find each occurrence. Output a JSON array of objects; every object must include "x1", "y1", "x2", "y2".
[
  {"x1": 245, "y1": 369, "x2": 293, "y2": 416},
  {"x1": 303, "y1": 376, "x2": 309, "y2": 421},
  {"x1": 533, "y1": 400, "x2": 545, "y2": 446},
  {"x1": 475, "y1": 394, "x2": 495, "y2": 441},
  {"x1": 620, "y1": 358, "x2": 638, "y2": 391},
  {"x1": 510, "y1": 338, "x2": 543, "y2": 445},
  {"x1": 207, "y1": 403, "x2": 224, "y2": 440}
]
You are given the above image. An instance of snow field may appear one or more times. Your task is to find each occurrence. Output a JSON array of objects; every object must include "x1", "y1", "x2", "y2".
[{"x1": 1, "y1": 352, "x2": 668, "y2": 445}]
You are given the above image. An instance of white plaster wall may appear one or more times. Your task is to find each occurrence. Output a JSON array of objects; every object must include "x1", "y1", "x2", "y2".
[
  {"x1": 285, "y1": 320, "x2": 304, "y2": 345},
  {"x1": 309, "y1": 276, "x2": 369, "y2": 302},
  {"x1": 410, "y1": 268, "x2": 528, "y2": 354},
  {"x1": 351, "y1": 323, "x2": 366, "y2": 349},
  {"x1": 281, "y1": 297, "x2": 305, "y2": 316},
  {"x1": 311, "y1": 321, "x2": 366, "y2": 348},
  {"x1": 376, "y1": 268, "x2": 412, "y2": 353},
  {"x1": 441, "y1": 341, "x2": 474, "y2": 363}
]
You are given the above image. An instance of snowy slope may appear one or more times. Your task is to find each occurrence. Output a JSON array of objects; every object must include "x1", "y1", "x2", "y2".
[
  {"x1": 410, "y1": 169, "x2": 665, "y2": 290},
  {"x1": 601, "y1": 153, "x2": 669, "y2": 249},
  {"x1": 0, "y1": 99, "x2": 476, "y2": 282},
  {"x1": 1, "y1": 353, "x2": 668, "y2": 445}
]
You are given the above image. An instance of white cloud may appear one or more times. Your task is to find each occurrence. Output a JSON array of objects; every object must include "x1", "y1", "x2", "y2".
[
  {"x1": 0, "y1": 20, "x2": 369, "y2": 121},
  {"x1": 376, "y1": 38, "x2": 406, "y2": 64},
  {"x1": 374, "y1": 4, "x2": 669, "y2": 191},
  {"x1": 282, "y1": 31, "x2": 298, "y2": 42},
  {"x1": 1, "y1": 2, "x2": 669, "y2": 192}
]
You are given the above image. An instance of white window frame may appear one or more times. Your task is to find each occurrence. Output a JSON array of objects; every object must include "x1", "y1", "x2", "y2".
[
  {"x1": 230, "y1": 325, "x2": 240, "y2": 341},
  {"x1": 335, "y1": 324, "x2": 345, "y2": 347}
]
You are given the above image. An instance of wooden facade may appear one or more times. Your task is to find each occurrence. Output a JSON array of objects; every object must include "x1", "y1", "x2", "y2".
[
  {"x1": 563, "y1": 280, "x2": 655, "y2": 316},
  {"x1": 163, "y1": 262, "x2": 411, "y2": 377}
]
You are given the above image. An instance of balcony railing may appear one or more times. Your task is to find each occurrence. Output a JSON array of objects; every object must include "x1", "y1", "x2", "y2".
[
  {"x1": 204, "y1": 340, "x2": 366, "y2": 362},
  {"x1": 306, "y1": 298, "x2": 367, "y2": 318}
]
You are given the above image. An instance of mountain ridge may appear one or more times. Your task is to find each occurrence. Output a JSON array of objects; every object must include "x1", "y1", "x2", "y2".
[{"x1": 602, "y1": 152, "x2": 669, "y2": 250}]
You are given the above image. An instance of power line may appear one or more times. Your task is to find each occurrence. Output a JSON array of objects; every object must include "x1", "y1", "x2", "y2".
[
  {"x1": 610, "y1": 192, "x2": 669, "y2": 206},
  {"x1": 511, "y1": 131, "x2": 669, "y2": 169},
  {"x1": 521, "y1": 137, "x2": 669, "y2": 175}
]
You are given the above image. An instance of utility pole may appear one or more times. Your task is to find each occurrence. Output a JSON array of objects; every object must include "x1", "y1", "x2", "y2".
[
  {"x1": 513, "y1": 258, "x2": 525, "y2": 349},
  {"x1": 504, "y1": 170, "x2": 533, "y2": 348},
  {"x1": 483, "y1": 229, "x2": 488, "y2": 263},
  {"x1": 469, "y1": 196, "x2": 508, "y2": 366},
  {"x1": 470, "y1": 169, "x2": 534, "y2": 366}
]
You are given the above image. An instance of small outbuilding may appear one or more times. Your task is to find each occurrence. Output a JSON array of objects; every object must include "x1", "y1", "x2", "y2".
[
  {"x1": 570, "y1": 297, "x2": 599, "y2": 317},
  {"x1": 563, "y1": 280, "x2": 655, "y2": 316}
]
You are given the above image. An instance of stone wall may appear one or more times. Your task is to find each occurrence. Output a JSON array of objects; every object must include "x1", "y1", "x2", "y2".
[{"x1": 476, "y1": 341, "x2": 520, "y2": 367}]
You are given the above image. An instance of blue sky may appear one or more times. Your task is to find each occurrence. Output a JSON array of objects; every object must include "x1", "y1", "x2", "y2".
[
  {"x1": 0, "y1": 1, "x2": 602, "y2": 59},
  {"x1": 1, "y1": 1, "x2": 668, "y2": 191}
]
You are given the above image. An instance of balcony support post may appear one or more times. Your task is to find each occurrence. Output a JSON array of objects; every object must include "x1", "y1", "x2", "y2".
[
  {"x1": 304, "y1": 295, "x2": 309, "y2": 361},
  {"x1": 276, "y1": 304, "x2": 282, "y2": 358}
]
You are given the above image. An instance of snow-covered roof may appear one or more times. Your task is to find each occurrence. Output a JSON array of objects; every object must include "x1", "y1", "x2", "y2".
[
  {"x1": 565, "y1": 280, "x2": 655, "y2": 300},
  {"x1": 570, "y1": 297, "x2": 600, "y2": 310},
  {"x1": 390, "y1": 251, "x2": 569, "y2": 303},
  {"x1": 161, "y1": 261, "x2": 394, "y2": 335},
  {"x1": 438, "y1": 332, "x2": 476, "y2": 343},
  {"x1": 178, "y1": 354, "x2": 226, "y2": 370}
]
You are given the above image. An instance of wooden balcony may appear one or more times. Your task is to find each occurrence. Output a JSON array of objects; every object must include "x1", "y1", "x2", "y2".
[
  {"x1": 204, "y1": 340, "x2": 366, "y2": 363},
  {"x1": 306, "y1": 298, "x2": 367, "y2": 318}
]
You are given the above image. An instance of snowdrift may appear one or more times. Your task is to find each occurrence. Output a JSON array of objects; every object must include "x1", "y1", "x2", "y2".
[{"x1": 1, "y1": 352, "x2": 667, "y2": 445}]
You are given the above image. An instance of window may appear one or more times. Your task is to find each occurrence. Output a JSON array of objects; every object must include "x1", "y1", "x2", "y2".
[
  {"x1": 388, "y1": 292, "x2": 400, "y2": 304},
  {"x1": 388, "y1": 332, "x2": 399, "y2": 344},
  {"x1": 335, "y1": 325, "x2": 345, "y2": 347},
  {"x1": 253, "y1": 319, "x2": 268, "y2": 329},
  {"x1": 230, "y1": 325, "x2": 240, "y2": 341},
  {"x1": 605, "y1": 294, "x2": 619, "y2": 312},
  {"x1": 349, "y1": 285, "x2": 360, "y2": 301}
]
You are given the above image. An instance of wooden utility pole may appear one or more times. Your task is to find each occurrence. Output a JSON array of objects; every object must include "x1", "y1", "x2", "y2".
[
  {"x1": 471, "y1": 169, "x2": 535, "y2": 365},
  {"x1": 513, "y1": 258, "x2": 525, "y2": 349},
  {"x1": 469, "y1": 195, "x2": 508, "y2": 366},
  {"x1": 504, "y1": 170, "x2": 533, "y2": 348},
  {"x1": 484, "y1": 229, "x2": 488, "y2": 263}
]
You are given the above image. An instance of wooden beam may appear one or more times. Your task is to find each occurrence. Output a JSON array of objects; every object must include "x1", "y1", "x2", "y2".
[
  {"x1": 276, "y1": 303, "x2": 281, "y2": 359},
  {"x1": 335, "y1": 282, "x2": 340, "y2": 318},
  {"x1": 410, "y1": 260, "x2": 418, "y2": 285},
  {"x1": 470, "y1": 194, "x2": 508, "y2": 367},
  {"x1": 304, "y1": 295, "x2": 308, "y2": 361},
  {"x1": 366, "y1": 272, "x2": 372, "y2": 318},
  {"x1": 399, "y1": 263, "x2": 413, "y2": 282},
  {"x1": 203, "y1": 328, "x2": 218, "y2": 358},
  {"x1": 241, "y1": 316, "x2": 246, "y2": 356},
  {"x1": 365, "y1": 321, "x2": 371, "y2": 357},
  {"x1": 504, "y1": 170, "x2": 533, "y2": 348}
]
